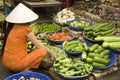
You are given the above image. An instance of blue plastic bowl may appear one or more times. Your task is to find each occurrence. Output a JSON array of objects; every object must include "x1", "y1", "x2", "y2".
[
  {"x1": 61, "y1": 40, "x2": 92, "y2": 55},
  {"x1": 5, "y1": 72, "x2": 51, "y2": 80},
  {"x1": 94, "y1": 52, "x2": 117, "y2": 70},
  {"x1": 46, "y1": 32, "x2": 74, "y2": 45},
  {"x1": 110, "y1": 49, "x2": 120, "y2": 54},
  {"x1": 54, "y1": 70, "x2": 90, "y2": 80},
  {"x1": 68, "y1": 19, "x2": 93, "y2": 31}
]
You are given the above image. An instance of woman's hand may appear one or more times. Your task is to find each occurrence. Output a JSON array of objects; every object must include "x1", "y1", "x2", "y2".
[{"x1": 48, "y1": 50, "x2": 56, "y2": 61}]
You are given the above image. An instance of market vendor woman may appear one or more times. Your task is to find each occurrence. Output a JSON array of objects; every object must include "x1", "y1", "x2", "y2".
[{"x1": 1, "y1": 3, "x2": 55, "y2": 72}]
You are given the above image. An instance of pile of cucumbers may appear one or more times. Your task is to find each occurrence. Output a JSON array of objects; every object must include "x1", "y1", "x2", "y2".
[
  {"x1": 84, "y1": 22, "x2": 116, "y2": 40},
  {"x1": 81, "y1": 44, "x2": 110, "y2": 69},
  {"x1": 95, "y1": 36, "x2": 120, "y2": 50},
  {"x1": 53, "y1": 57, "x2": 93, "y2": 77},
  {"x1": 62, "y1": 40, "x2": 90, "y2": 54}
]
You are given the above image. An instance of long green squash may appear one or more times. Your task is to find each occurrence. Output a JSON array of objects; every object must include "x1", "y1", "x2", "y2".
[
  {"x1": 95, "y1": 36, "x2": 120, "y2": 42},
  {"x1": 102, "y1": 42, "x2": 120, "y2": 49}
]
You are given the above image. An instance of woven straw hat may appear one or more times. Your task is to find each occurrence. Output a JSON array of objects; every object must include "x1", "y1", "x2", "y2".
[{"x1": 6, "y1": 3, "x2": 39, "y2": 23}]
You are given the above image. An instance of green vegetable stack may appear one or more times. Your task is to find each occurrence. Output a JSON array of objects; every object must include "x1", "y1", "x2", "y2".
[
  {"x1": 53, "y1": 57, "x2": 93, "y2": 76},
  {"x1": 95, "y1": 36, "x2": 120, "y2": 50},
  {"x1": 84, "y1": 22, "x2": 116, "y2": 40},
  {"x1": 30, "y1": 23, "x2": 60, "y2": 35},
  {"x1": 81, "y1": 44, "x2": 110, "y2": 68},
  {"x1": 70, "y1": 20, "x2": 91, "y2": 28},
  {"x1": 62, "y1": 40, "x2": 89, "y2": 53},
  {"x1": 38, "y1": 23, "x2": 60, "y2": 33}
]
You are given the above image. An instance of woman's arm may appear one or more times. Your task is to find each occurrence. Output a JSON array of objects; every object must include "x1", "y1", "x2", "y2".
[{"x1": 27, "y1": 31, "x2": 43, "y2": 49}]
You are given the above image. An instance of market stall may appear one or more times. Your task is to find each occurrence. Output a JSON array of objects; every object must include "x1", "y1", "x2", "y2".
[{"x1": 2, "y1": 0, "x2": 120, "y2": 80}]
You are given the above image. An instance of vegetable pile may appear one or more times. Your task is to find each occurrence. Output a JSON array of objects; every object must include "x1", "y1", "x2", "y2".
[
  {"x1": 84, "y1": 22, "x2": 116, "y2": 40},
  {"x1": 47, "y1": 32, "x2": 72, "y2": 41},
  {"x1": 81, "y1": 44, "x2": 110, "y2": 68},
  {"x1": 27, "y1": 39, "x2": 67, "y2": 63},
  {"x1": 69, "y1": 20, "x2": 91, "y2": 28},
  {"x1": 53, "y1": 57, "x2": 93, "y2": 76},
  {"x1": 95, "y1": 36, "x2": 120, "y2": 49},
  {"x1": 54, "y1": 8, "x2": 75, "y2": 24},
  {"x1": 62, "y1": 40, "x2": 89, "y2": 53},
  {"x1": 30, "y1": 23, "x2": 60, "y2": 35}
]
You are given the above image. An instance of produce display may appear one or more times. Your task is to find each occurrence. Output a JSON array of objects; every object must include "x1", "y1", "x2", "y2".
[
  {"x1": 68, "y1": 19, "x2": 93, "y2": 31},
  {"x1": 62, "y1": 40, "x2": 89, "y2": 53},
  {"x1": 0, "y1": 0, "x2": 119, "y2": 80},
  {"x1": 95, "y1": 36, "x2": 120, "y2": 49},
  {"x1": 54, "y1": 8, "x2": 75, "y2": 25},
  {"x1": 27, "y1": 39, "x2": 67, "y2": 63},
  {"x1": 81, "y1": 44, "x2": 111, "y2": 69},
  {"x1": 53, "y1": 57, "x2": 93, "y2": 77},
  {"x1": 30, "y1": 23, "x2": 60, "y2": 35},
  {"x1": 84, "y1": 22, "x2": 116, "y2": 40},
  {"x1": 47, "y1": 32, "x2": 72, "y2": 41},
  {"x1": 69, "y1": 20, "x2": 91, "y2": 28}
]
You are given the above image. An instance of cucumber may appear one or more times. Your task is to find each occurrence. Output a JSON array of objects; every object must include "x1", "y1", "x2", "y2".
[
  {"x1": 93, "y1": 23, "x2": 109, "y2": 30},
  {"x1": 86, "y1": 57, "x2": 93, "y2": 63},
  {"x1": 83, "y1": 42, "x2": 90, "y2": 51},
  {"x1": 88, "y1": 53, "x2": 104, "y2": 58},
  {"x1": 94, "y1": 46, "x2": 104, "y2": 54},
  {"x1": 89, "y1": 44, "x2": 99, "y2": 52},
  {"x1": 92, "y1": 62, "x2": 106, "y2": 67},
  {"x1": 81, "y1": 51, "x2": 87, "y2": 61},
  {"x1": 95, "y1": 23, "x2": 114, "y2": 31},
  {"x1": 108, "y1": 42, "x2": 120, "y2": 49},
  {"x1": 95, "y1": 36, "x2": 120, "y2": 42},
  {"x1": 93, "y1": 57, "x2": 110, "y2": 64},
  {"x1": 65, "y1": 44, "x2": 77, "y2": 51},
  {"x1": 105, "y1": 30, "x2": 116, "y2": 36},
  {"x1": 62, "y1": 41, "x2": 68, "y2": 49},
  {"x1": 101, "y1": 27, "x2": 116, "y2": 36},
  {"x1": 100, "y1": 49, "x2": 110, "y2": 56}
]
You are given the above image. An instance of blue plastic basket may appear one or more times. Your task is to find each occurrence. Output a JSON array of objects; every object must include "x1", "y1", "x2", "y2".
[
  {"x1": 94, "y1": 52, "x2": 117, "y2": 70},
  {"x1": 68, "y1": 19, "x2": 93, "y2": 31},
  {"x1": 61, "y1": 40, "x2": 92, "y2": 55},
  {"x1": 5, "y1": 72, "x2": 51, "y2": 80},
  {"x1": 54, "y1": 70, "x2": 89, "y2": 80}
]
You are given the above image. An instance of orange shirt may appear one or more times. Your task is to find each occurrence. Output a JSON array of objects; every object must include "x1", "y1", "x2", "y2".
[{"x1": 2, "y1": 25, "x2": 47, "y2": 72}]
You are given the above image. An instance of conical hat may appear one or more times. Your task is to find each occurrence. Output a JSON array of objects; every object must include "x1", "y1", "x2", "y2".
[{"x1": 6, "y1": 3, "x2": 39, "y2": 23}]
